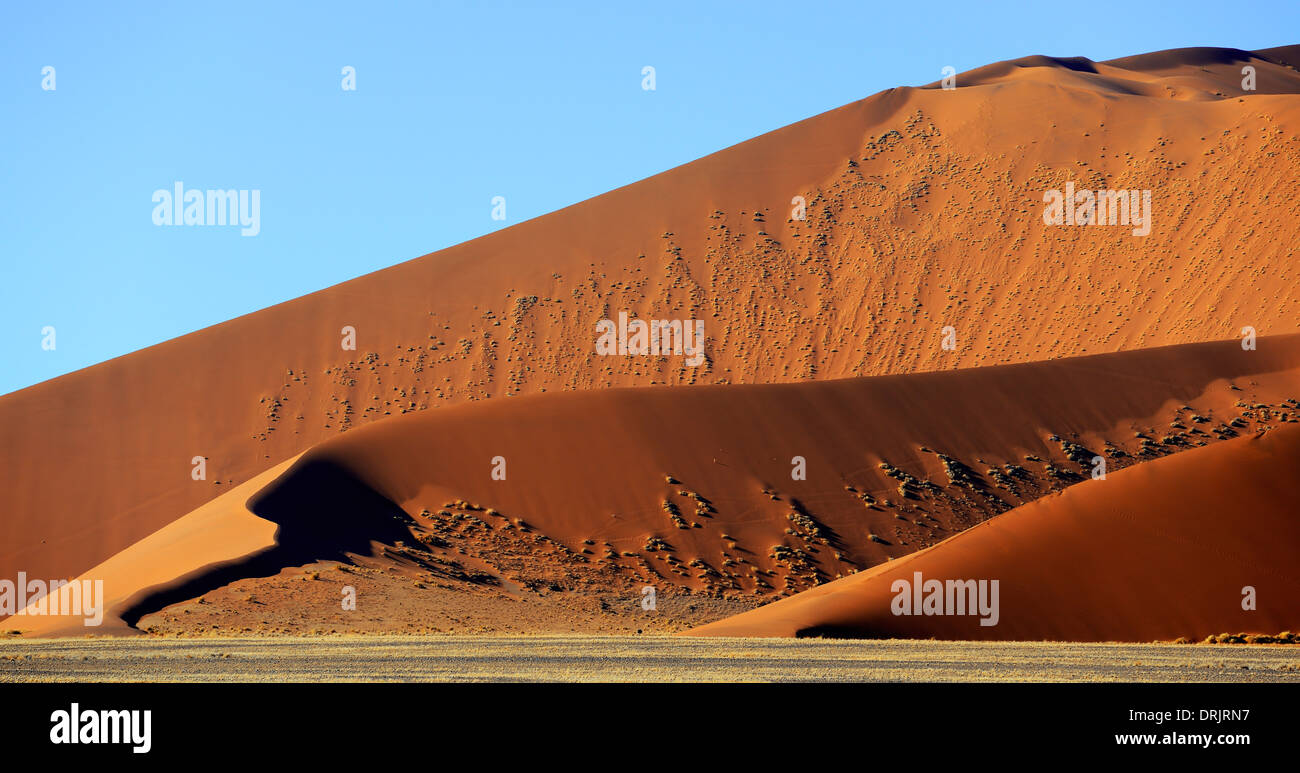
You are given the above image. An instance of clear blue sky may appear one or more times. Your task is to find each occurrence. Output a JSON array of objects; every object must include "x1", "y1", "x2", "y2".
[{"x1": 2, "y1": 0, "x2": 1295, "y2": 395}]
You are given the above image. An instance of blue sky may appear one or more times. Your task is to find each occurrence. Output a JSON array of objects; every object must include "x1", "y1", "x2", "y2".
[{"x1": 2, "y1": 0, "x2": 1295, "y2": 395}]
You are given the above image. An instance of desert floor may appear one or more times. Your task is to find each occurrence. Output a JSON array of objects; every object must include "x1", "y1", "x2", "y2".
[{"x1": 1, "y1": 636, "x2": 1297, "y2": 683}]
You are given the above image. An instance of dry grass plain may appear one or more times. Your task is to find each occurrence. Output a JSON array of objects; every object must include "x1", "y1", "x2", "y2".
[{"x1": 1, "y1": 636, "x2": 1297, "y2": 683}]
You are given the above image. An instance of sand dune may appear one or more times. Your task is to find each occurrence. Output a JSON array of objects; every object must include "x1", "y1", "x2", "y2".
[
  {"x1": 9, "y1": 334, "x2": 1299, "y2": 636},
  {"x1": 3, "y1": 460, "x2": 295, "y2": 636},
  {"x1": 692, "y1": 423, "x2": 1300, "y2": 642},
  {"x1": 947, "y1": 45, "x2": 1300, "y2": 97},
  {"x1": 3, "y1": 45, "x2": 1300, "y2": 594}
]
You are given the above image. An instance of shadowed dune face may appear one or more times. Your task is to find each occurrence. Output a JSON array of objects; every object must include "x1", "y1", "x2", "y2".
[
  {"x1": 2, "y1": 45, "x2": 1300, "y2": 591},
  {"x1": 11, "y1": 335, "x2": 1298, "y2": 635},
  {"x1": 691, "y1": 424, "x2": 1300, "y2": 642},
  {"x1": 0, "y1": 456, "x2": 424, "y2": 637},
  {"x1": 115, "y1": 459, "x2": 418, "y2": 629},
  {"x1": 289, "y1": 337, "x2": 1300, "y2": 595},
  {"x1": 944, "y1": 45, "x2": 1300, "y2": 95}
]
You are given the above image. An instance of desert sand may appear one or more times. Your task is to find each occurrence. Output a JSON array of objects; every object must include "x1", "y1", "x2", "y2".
[
  {"x1": 8, "y1": 334, "x2": 1300, "y2": 639},
  {"x1": 692, "y1": 423, "x2": 1300, "y2": 641}
]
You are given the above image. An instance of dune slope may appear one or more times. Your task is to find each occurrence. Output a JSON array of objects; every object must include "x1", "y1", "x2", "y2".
[
  {"x1": 9, "y1": 335, "x2": 1299, "y2": 635},
  {"x1": 692, "y1": 424, "x2": 1300, "y2": 641}
]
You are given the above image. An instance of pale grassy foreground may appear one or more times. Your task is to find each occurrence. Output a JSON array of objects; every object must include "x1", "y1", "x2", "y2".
[{"x1": 2, "y1": 636, "x2": 1298, "y2": 682}]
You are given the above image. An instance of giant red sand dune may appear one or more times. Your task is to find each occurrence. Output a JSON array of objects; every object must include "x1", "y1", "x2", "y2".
[
  {"x1": 4, "y1": 45, "x2": 1300, "y2": 640},
  {"x1": 3, "y1": 45, "x2": 1300, "y2": 590}
]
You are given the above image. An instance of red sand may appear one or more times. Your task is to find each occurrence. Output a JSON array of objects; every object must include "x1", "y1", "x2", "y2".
[
  {"x1": 9, "y1": 335, "x2": 1300, "y2": 636},
  {"x1": 692, "y1": 424, "x2": 1300, "y2": 641}
]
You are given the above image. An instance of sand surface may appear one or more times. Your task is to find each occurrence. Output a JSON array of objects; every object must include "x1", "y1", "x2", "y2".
[
  {"x1": 10, "y1": 336, "x2": 1300, "y2": 638},
  {"x1": 693, "y1": 423, "x2": 1300, "y2": 641}
]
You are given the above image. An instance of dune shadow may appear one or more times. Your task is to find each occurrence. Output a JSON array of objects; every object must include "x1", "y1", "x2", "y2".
[
  {"x1": 118, "y1": 457, "x2": 417, "y2": 629},
  {"x1": 1042, "y1": 56, "x2": 1098, "y2": 74}
]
